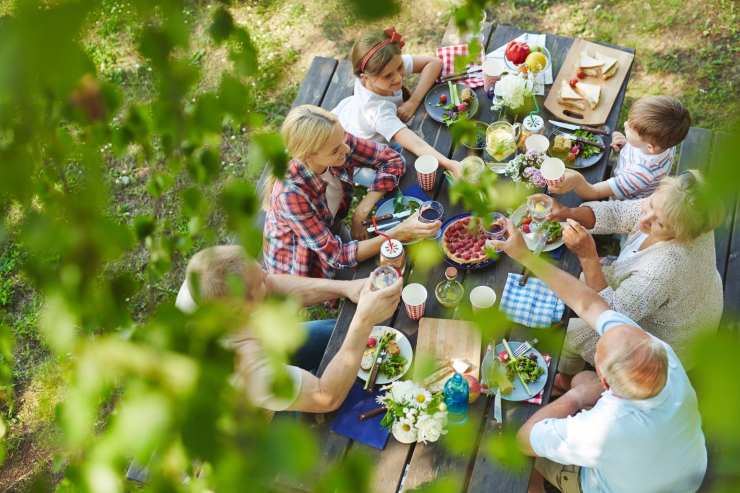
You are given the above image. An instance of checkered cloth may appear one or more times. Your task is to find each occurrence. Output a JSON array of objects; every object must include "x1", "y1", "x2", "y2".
[
  {"x1": 526, "y1": 354, "x2": 551, "y2": 405},
  {"x1": 436, "y1": 44, "x2": 484, "y2": 88},
  {"x1": 500, "y1": 273, "x2": 565, "y2": 328}
]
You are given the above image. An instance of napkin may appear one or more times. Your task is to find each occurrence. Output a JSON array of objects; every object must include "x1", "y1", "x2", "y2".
[
  {"x1": 330, "y1": 383, "x2": 390, "y2": 450},
  {"x1": 486, "y1": 33, "x2": 553, "y2": 95},
  {"x1": 500, "y1": 273, "x2": 565, "y2": 328},
  {"x1": 436, "y1": 44, "x2": 484, "y2": 88},
  {"x1": 526, "y1": 354, "x2": 552, "y2": 405}
]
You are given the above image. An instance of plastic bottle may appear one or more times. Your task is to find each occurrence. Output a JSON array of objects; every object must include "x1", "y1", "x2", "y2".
[{"x1": 444, "y1": 372, "x2": 469, "y2": 424}]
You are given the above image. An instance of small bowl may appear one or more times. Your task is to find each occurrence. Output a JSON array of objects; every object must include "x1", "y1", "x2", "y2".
[
  {"x1": 461, "y1": 121, "x2": 488, "y2": 150},
  {"x1": 504, "y1": 45, "x2": 551, "y2": 75}
]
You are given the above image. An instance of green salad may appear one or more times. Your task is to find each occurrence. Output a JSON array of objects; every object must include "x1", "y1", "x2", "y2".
[
  {"x1": 573, "y1": 130, "x2": 602, "y2": 159},
  {"x1": 507, "y1": 354, "x2": 544, "y2": 384}
]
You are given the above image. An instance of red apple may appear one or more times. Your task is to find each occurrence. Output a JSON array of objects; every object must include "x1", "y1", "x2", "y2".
[{"x1": 464, "y1": 374, "x2": 481, "y2": 403}]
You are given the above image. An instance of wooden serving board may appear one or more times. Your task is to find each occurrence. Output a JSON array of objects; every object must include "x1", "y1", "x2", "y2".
[
  {"x1": 414, "y1": 317, "x2": 482, "y2": 380},
  {"x1": 544, "y1": 38, "x2": 634, "y2": 125}
]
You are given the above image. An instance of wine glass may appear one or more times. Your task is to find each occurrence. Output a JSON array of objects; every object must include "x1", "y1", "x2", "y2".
[{"x1": 419, "y1": 201, "x2": 444, "y2": 223}]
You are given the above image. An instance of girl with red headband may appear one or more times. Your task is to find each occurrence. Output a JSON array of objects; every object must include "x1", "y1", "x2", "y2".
[{"x1": 333, "y1": 28, "x2": 462, "y2": 184}]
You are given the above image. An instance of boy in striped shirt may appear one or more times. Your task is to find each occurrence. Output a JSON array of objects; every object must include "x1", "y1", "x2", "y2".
[{"x1": 549, "y1": 96, "x2": 691, "y2": 200}]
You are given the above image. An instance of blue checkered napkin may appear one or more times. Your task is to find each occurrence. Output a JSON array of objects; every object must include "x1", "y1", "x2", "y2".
[{"x1": 500, "y1": 273, "x2": 565, "y2": 328}]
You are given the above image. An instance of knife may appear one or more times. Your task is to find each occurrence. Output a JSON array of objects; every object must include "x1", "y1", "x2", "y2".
[
  {"x1": 549, "y1": 120, "x2": 610, "y2": 135},
  {"x1": 367, "y1": 220, "x2": 400, "y2": 234},
  {"x1": 493, "y1": 390, "x2": 503, "y2": 430},
  {"x1": 362, "y1": 208, "x2": 413, "y2": 226},
  {"x1": 364, "y1": 349, "x2": 387, "y2": 392}
]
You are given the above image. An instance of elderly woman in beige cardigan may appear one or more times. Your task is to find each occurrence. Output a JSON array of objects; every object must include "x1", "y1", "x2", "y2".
[{"x1": 543, "y1": 171, "x2": 725, "y2": 391}]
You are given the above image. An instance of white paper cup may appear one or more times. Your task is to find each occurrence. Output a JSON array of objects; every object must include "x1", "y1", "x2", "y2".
[
  {"x1": 541, "y1": 157, "x2": 566, "y2": 186},
  {"x1": 415, "y1": 155, "x2": 439, "y2": 192},
  {"x1": 525, "y1": 134, "x2": 550, "y2": 154},
  {"x1": 402, "y1": 283, "x2": 428, "y2": 320},
  {"x1": 483, "y1": 58, "x2": 505, "y2": 93},
  {"x1": 470, "y1": 285, "x2": 497, "y2": 312}
]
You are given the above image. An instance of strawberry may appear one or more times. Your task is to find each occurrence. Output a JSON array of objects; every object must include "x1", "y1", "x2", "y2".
[
  {"x1": 571, "y1": 145, "x2": 581, "y2": 154},
  {"x1": 521, "y1": 216, "x2": 532, "y2": 225},
  {"x1": 522, "y1": 224, "x2": 531, "y2": 233},
  {"x1": 576, "y1": 68, "x2": 586, "y2": 79},
  {"x1": 498, "y1": 351, "x2": 509, "y2": 362},
  {"x1": 456, "y1": 103, "x2": 468, "y2": 112},
  {"x1": 367, "y1": 337, "x2": 377, "y2": 348},
  {"x1": 569, "y1": 77, "x2": 578, "y2": 88},
  {"x1": 439, "y1": 94, "x2": 447, "y2": 104}
]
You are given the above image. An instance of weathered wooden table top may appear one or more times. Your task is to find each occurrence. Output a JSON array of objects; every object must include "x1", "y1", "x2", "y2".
[{"x1": 286, "y1": 24, "x2": 637, "y2": 493}]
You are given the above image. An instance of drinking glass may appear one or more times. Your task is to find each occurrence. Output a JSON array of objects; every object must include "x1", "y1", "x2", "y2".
[
  {"x1": 526, "y1": 195, "x2": 553, "y2": 251},
  {"x1": 419, "y1": 201, "x2": 444, "y2": 223}
]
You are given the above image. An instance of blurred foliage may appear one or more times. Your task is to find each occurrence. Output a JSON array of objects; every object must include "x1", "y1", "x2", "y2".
[{"x1": 0, "y1": 0, "x2": 737, "y2": 492}]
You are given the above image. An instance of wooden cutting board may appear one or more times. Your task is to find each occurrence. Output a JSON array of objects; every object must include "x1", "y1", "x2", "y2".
[
  {"x1": 543, "y1": 38, "x2": 634, "y2": 125},
  {"x1": 414, "y1": 317, "x2": 482, "y2": 380}
]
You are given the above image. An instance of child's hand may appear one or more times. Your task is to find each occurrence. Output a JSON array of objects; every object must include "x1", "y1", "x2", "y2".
[
  {"x1": 397, "y1": 99, "x2": 419, "y2": 122},
  {"x1": 444, "y1": 159, "x2": 463, "y2": 179},
  {"x1": 547, "y1": 169, "x2": 584, "y2": 195},
  {"x1": 611, "y1": 131, "x2": 627, "y2": 152}
]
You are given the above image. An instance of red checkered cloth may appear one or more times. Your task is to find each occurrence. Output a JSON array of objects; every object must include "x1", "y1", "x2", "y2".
[
  {"x1": 436, "y1": 44, "x2": 484, "y2": 88},
  {"x1": 526, "y1": 354, "x2": 552, "y2": 405}
]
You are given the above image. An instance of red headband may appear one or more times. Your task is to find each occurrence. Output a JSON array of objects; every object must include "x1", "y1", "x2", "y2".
[{"x1": 359, "y1": 27, "x2": 405, "y2": 74}]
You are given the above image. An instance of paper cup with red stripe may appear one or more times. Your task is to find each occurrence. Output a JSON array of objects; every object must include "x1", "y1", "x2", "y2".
[
  {"x1": 415, "y1": 155, "x2": 439, "y2": 192},
  {"x1": 402, "y1": 283, "x2": 427, "y2": 321},
  {"x1": 541, "y1": 157, "x2": 566, "y2": 188}
]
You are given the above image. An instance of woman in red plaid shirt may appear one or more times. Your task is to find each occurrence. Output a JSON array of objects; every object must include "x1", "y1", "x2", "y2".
[{"x1": 264, "y1": 105, "x2": 440, "y2": 279}]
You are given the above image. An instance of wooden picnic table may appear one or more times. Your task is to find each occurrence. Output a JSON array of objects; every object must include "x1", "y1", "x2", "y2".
[{"x1": 291, "y1": 24, "x2": 635, "y2": 493}]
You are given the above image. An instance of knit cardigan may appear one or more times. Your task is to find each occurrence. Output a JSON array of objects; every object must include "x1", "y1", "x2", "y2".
[{"x1": 584, "y1": 199, "x2": 723, "y2": 363}]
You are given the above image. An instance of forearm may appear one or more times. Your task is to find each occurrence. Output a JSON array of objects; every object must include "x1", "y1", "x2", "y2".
[
  {"x1": 393, "y1": 128, "x2": 454, "y2": 170},
  {"x1": 409, "y1": 60, "x2": 441, "y2": 106},
  {"x1": 574, "y1": 180, "x2": 614, "y2": 201},
  {"x1": 561, "y1": 206, "x2": 597, "y2": 229},
  {"x1": 356, "y1": 235, "x2": 386, "y2": 261},
  {"x1": 578, "y1": 256, "x2": 608, "y2": 291},
  {"x1": 518, "y1": 393, "x2": 581, "y2": 456},
  {"x1": 316, "y1": 315, "x2": 374, "y2": 407},
  {"x1": 354, "y1": 191, "x2": 385, "y2": 221},
  {"x1": 516, "y1": 252, "x2": 608, "y2": 327},
  {"x1": 266, "y1": 274, "x2": 353, "y2": 305}
]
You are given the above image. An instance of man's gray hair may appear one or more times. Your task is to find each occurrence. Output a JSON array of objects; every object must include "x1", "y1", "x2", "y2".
[{"x1": 597, "y1": 329, "x2": 668, "y2": 400}]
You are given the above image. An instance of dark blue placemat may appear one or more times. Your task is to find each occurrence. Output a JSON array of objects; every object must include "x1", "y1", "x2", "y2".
[
  {"x1": 547, "y1": 244, "x2": 565, "y2": 260},
  {"x1": 330, "y1": 383, "x2": 389, "y2": 450},
  {"x1": 377, "y1": 185, "x2": 432, "y2": 210}
]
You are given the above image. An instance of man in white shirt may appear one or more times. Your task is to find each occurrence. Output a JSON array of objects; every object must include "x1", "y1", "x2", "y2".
[
  {"x1": 176, "y1": 245, "x2": 401, "y2": 413},
  {"x1": 489, "y1": 221, "x2": 707, "y2": 493}
]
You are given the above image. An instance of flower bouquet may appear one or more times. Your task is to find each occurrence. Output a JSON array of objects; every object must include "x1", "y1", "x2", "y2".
[
  {"x1": 492, "y1": 73, "x2": 536, "y2": 120},
  {"x1": 378, "y1": 380, "x2": 448, "y2": 444},
  {"x1": 504, "y1": 150, "x2": 547, "y2": 190}
]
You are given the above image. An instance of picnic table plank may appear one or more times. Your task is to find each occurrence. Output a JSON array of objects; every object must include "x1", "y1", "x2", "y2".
[
  {"x1": 722, "y1": 198, "x2": 740, "y2": 329},
  {"x1": 677, "y1": 127, "x2": 713, "y2": 173},
  {"x1": 293, "y1": 56, "x2": 339, "y2": 109},
  {"x1": 320, "y1": 59, "x2": 355, "y2": 111}
]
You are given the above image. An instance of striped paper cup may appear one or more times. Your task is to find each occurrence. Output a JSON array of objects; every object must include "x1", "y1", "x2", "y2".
[
  {"x1": 402, "y1": 283, "x2": 427, "y2": 321},
  {"x1": 415, "y1": 155, "x2": 439, "y2": 192}
]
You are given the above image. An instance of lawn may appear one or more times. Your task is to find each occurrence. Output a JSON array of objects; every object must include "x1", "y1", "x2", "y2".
[{"x1": 0, "y1": 0, "x2": 737, "y2": 489}]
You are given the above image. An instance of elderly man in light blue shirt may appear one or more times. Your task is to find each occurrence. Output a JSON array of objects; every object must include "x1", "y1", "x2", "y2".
[{"x1": 490, "y1": 220, "x2": 707, "y2": 493}]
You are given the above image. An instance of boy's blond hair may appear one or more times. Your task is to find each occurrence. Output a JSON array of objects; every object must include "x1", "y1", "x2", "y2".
[
  {"x1": 628, "y1": 96, "x2": 691, "y2": 151},
  {"x1": 186, "y1": 245, "x2": 261, "y2": 302},
  {"x1": 657, "y1": 170, "x2": 725, "y2": 242}
]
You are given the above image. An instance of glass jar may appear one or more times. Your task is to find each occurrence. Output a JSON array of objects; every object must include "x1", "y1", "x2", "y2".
[
  {"x1": 435, "y1": 266, "x2": 464, "y2": 308},
  {"x1": 379, "y1": 239, "x2": 405, "y2": 274},
  {"x1": 519, "y1": 114, "x2": 545, "y2": 151}
]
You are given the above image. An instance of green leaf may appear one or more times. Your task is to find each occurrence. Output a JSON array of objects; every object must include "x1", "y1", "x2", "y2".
[
  {"x1": 249, "y1": 131, "x2": 288, "y2": 179},
  {"x1": 134, "y1": 215, "x2": 156, "y2": 241},
  {"x1": 229, "y1": 28, "x2": 258, "y2": 76},
  {"x1": 209, "y1": 7, "x2": 234, "y2": 44},
  {"x1": 345, "y1": 0, "x2": 400, "y2": 20},
  {"x1": 218, "y1": 74, "x2": 250, "y2": 117}
]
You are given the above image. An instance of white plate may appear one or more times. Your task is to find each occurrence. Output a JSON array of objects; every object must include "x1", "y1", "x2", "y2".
[
  {"x1": 489, "y1": 341, "x2": 548, "y2": 402},
  {"x1": 510, "y1": 204, "x2": 565, "y2": 252},
  {"x1": 357, "y1": 326, "x2": 413, "y2": 385}
]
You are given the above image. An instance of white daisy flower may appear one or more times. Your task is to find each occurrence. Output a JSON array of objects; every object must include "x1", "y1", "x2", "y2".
[
  {"x1": 411, "y1": 388, "x2": 432, "y2": 409},
  {"x1": 392, "y1": 417, "x2": 418, "y2": 444}
]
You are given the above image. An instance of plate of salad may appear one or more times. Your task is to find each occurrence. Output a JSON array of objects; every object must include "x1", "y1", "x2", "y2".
[
  {"x1": 484, "y1": 340, "x2": 547, "y2": 402},
  {"x1": 375, "y1": 193, "x2": 424, "y2": 244},
  {"x1": 510, "y1": 204, "x2": 565, "y2": 252},
  {"x1": 357, "y1": 326, "x2": 413, "y2": 385},
  {"x1": 549, "y1": 128, "x2": 605, "y2": 169},
  {"x1": 424, "y1": 82, "x2": 479, "y2": 126}
]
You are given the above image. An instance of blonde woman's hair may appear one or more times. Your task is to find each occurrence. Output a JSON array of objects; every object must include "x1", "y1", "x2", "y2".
[
  {"x1": 281, "y1": 104, "x2": 339, "y2": 162},
  {"x1": 656, "y1": 170, "x2": 725, "y2": 242},
  {"x1": 186, "y1": 245, "x2": 261, "y2": 303},
  {"x1": 597, "y1": 328, "x2": 668, "y2": 400}
]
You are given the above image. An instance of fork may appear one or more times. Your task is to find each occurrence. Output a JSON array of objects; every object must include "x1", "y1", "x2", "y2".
[{"x1": 513, "y1": 338, "x2": 538, "y2": 358}]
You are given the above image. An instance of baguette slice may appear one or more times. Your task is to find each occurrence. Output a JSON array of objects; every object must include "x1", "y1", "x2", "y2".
[
  {"x1": 578, "y1": 52, "x2": 604, "y2": 76},
  {"x1": 558, "y1": 81, "x2": 587, "y2": 110},
  {"x1": 574, "y1": 82, "x2": 601, "y2": 110},
  {"x1": 601, "y1": 56, "x2": 619, "y2": 79}
]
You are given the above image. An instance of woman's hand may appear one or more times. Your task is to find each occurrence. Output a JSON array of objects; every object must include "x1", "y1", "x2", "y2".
[
  {"x1": 611, "y1": 131, "x2": 627, "y2": 152},
  {"x1": 354, "y1": 272, "x2": 402, "y2": 327},
  {"x1": 486, "y1": 218, "x2": 530, "y2": 263},
  {"x1": 351, "y1": 214, "x2": 369, "y2": 240},
  {"x1": 397, "y1": 98, "x2": 420, "y2": 122},
  {"x1": 443, "y1": 159, "x2": 463, "y2": 180},
  {"x1": 563, "y1": 218, "x2": 598, "y2": 260},
  {"x1": 389, "y1": 211, "x2": 441, "y2": 242}
]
